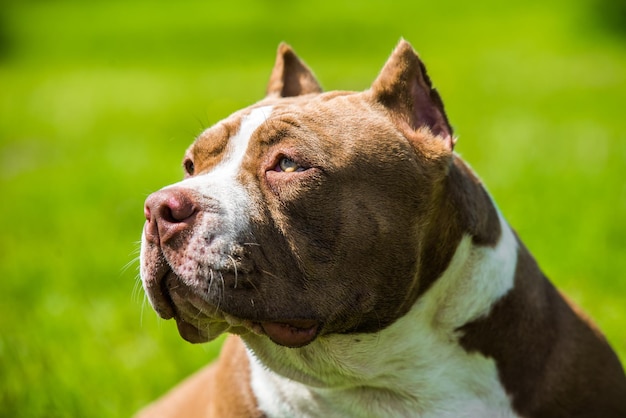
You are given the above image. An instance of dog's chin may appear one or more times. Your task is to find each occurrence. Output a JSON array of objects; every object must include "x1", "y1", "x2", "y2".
[
  {"x1": 150, "y1": 271, "x2": 322, "y2": 348},
  {"x1": 173, "y1": 311, "x2": 322, "y2": 348}
]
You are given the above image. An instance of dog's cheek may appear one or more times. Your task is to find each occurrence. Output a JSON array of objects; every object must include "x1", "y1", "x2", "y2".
[{"x1": 264, "y1": 168, "x2": 324, "y2": 200}]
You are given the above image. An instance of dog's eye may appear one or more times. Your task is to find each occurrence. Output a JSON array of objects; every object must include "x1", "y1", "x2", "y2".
[
  {"x1": 278, "y1": 157, "x2": 302, "y2": 173},
  {"x1": 184, "y1": 159, "x2": 195, "y2": 176}
]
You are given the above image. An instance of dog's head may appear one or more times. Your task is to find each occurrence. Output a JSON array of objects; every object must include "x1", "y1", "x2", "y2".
[{"x1": 140, "y1": 40, "x2": 455, "y2": 348}]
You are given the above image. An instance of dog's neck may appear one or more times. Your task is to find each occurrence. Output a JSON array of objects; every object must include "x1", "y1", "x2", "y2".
[{"x1": 242, "y1": 169, "x2": 521, "y2": 416}]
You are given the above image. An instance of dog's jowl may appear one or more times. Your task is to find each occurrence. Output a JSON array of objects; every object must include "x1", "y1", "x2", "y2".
[{"x1": 138, "y1": 40, "x2": 626, "y2": 417}]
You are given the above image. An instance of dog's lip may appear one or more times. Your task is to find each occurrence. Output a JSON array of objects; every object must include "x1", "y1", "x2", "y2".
[
  {"x1": 172, "y1": 310, "x2": 322, "y2": 348},
  {"x1": 145, "y1": 264, "x2": 177, "y2": 320},
  {"x1": 257, "y1": 319, "x2": 322, "y2": 348},
  {"x1": 175, "y1": 317, "x2": 232, "y2": 344}
]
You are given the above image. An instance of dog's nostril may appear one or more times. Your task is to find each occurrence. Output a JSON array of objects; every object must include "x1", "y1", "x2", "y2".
[
  {"x1": 144, "y1": 189, "x2": 198, "y2": 243},
  {"x1": 145, "y1": 189, "x2": 197, "y2": 225},
  {"x1": 160, "y1": 194, "x2": 196, "y2": 223}
]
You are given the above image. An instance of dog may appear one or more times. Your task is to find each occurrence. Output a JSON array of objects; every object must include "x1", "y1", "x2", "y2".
[{"x1": 138, "y1": 40, "x2": 626, "y2": 417}]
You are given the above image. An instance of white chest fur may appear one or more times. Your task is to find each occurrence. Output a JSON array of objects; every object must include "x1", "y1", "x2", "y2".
[{"x1": 246, "y1": 214, "x2": 521, "y2": 418}]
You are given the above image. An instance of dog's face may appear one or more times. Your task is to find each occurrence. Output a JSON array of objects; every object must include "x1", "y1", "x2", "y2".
[{"x1": 140, "y1": 41, "x2": 454, "y2": 348}]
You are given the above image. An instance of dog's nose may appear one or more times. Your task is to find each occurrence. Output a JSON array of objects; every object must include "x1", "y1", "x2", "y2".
[{"x1": 144, "y1": 188, "x2": 198, "y2": 245}]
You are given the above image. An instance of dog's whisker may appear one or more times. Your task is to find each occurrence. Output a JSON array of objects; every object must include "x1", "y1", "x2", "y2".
[
  {"x1": 227, "y1": 255, "x2": 238, "y2": 289},
  {"x1": 207, "y1": 269, "x2": 224, "y2": 313},
  {"x1": 192, "y1": 306, "x2": 205, "y2": 321},
  {"x1": 218, "y1": 272, "x2": 226, "y2": 297},
  {"x1": 242, "y1": 242, "x2": 261, "y2": 247},
  {"x1": 139, "y1": 293, "x2": 148, "y2": 328},
  {"x1": 131, "y1": 275, "x2": 144, "y2": 304},
  {"x1": 207, "y1": 270, "x2": 215, "y2": 294},
  {"x1": 122, "y1": 260, "x2": 140, "y2": 277}
]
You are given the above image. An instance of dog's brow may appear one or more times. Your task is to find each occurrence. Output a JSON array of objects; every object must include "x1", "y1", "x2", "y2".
[
  {"x1": 255, "y1": 116, "x2": 303, "y2": 146},
  {"x1": 190, "y1": 123, "x2": 231, "y2": 168}
]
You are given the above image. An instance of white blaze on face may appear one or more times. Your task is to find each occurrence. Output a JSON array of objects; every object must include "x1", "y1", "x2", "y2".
[
  {"x1": 176, "y1": 105, "x2": 274, "y2": 190},
  {"x1": 159, "y1": 105, "x2": 274, "y2": 270},
  {"x1": 212, "y1": 105, "x2": 274, "y2": 178}
]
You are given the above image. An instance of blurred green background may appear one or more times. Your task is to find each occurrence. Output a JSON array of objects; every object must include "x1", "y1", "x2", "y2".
[{"x1": 1, "y1": 0, "x2": 625, "y2": 416}]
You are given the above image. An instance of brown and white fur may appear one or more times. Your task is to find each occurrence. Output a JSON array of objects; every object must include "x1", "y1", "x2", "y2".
[{"x1": 138, "y1": 40, "x2": 626, "y2": 417}]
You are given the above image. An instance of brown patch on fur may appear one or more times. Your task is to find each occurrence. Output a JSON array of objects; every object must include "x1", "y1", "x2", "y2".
[
  {"x1": 459, "y1": 243, "x2": 626, "y2": 417},
  {"x1": 136, "y1": 336, "x2": 263, "y2": 418},
  {"x1": 266, "y1": 43, "x2": 323, "y2": 98}
]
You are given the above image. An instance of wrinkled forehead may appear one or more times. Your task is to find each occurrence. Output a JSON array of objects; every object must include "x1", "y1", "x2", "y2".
[{"x1": 186, "y1": 91, "x2": 366, "y2": 173}]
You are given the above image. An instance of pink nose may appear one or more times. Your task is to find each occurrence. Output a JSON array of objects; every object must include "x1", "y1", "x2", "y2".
[{"x1": 144, "y1": 188, "x2": 198, "y2": 244}]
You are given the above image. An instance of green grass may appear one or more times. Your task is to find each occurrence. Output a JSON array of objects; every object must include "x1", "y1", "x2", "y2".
[{"x1": 1, "y1": 0, "x2": 625, "y2": 416}]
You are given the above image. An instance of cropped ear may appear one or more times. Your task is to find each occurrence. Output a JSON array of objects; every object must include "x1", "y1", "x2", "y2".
[
  {"x1": 371, "y1": 40, "x2": 454, "y2": 149},
  {"x1": 266, "y1": 43, "x2": 323, "y2": 97}
]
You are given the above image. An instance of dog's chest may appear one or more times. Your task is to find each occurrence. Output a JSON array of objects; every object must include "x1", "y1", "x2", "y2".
[{"x1": 247, "y1": 327, "x2": 519, "y2": 418}]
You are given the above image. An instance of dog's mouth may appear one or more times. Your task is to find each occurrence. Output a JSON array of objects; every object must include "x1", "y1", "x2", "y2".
[
  {"x1": 145, "y1": 264, "x2": 322, "y2": 348},
  {"x1": 177, "y1": 313, "x2": 321, "y2": 348},
  {"x1": 256, "y1": 320, "x2": 321, "y2": 348}
]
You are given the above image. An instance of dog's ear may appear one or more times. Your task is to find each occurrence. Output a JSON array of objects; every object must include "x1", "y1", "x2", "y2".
[
  {"x1": 371, "y1": 40, "x2": 454, "y2": 149},
  {"x1": 267, "y1": 43, "x2": 323, "y2": 97}
]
